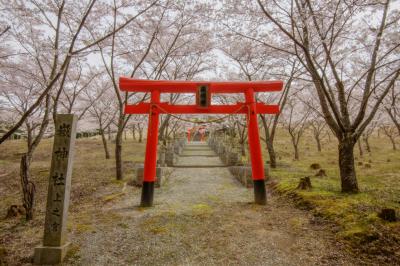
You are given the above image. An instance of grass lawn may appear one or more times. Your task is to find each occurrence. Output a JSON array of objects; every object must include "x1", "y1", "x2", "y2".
[{"x1": 0, "y1": 137, "x2": 146, "y2": 264}]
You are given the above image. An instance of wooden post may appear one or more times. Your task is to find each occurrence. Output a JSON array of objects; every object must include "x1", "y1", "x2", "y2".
[
  {"x1": 34, "y1": 114, "x2": 77, "y2": 264},
  {"x1": 245, "y1": 89, "x2": 267, "y2": 205},
  {"x1": 140, "y1": 91, "x2": 160, "y2": 207}
]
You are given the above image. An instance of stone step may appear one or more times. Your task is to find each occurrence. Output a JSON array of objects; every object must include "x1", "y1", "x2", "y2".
[
  {"x1": 179, "y1": 155, "x2": 218, "y2": 157},
  {"x1": 184, "y1": 148, "x2": 212, "y2": 151},
  {"x1": 182, "y1": 149, "x2": 214, "y2": 153},
  {"x1": 182, "y1": 151, "x2": 214, "y2": 154},
  {"x1": 173, "y1": 165, "x2": 228, "y2": 168},
  {"x1": 176, "y1": 156, "x2": 224, "y2": 166},
  {"x1": 181, "y1": 152, "x2": 216, "y2": 156}
]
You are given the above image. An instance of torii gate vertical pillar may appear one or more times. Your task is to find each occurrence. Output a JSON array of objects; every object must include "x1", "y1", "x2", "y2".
[
  {"x1": 245, "y1": 88, "x2": 267, "y2": 205},
  {"x1": 141, "y1": 90, "x2": 160, "y2": 207}
]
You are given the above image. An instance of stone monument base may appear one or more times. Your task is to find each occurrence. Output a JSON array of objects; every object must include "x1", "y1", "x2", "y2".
[{"x1": 34, "y1": 242, "x2": 70, "y2": 265}]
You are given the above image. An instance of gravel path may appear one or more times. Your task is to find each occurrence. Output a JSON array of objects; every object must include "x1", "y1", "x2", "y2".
[{"x1": 66, "y1": 142, "x2": 357, "y2": 266}]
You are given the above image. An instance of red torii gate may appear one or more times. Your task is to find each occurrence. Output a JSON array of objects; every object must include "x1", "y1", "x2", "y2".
[
  {"x1": 187, "y1": 125, "x2": 207, "y2": 142},
  {"x1": 119, "y1": 77, "x2": 283, "y2": 207}
]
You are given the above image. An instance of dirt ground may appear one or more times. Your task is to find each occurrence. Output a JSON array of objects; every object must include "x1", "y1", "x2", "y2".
[{"x1": 62, "y1": 143, "x2": 360, "y2": 266}]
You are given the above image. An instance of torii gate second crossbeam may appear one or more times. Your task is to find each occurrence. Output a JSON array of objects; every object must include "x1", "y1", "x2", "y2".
[{"x1": 119, "y1": 77, "x2": 283, "y2": 207}]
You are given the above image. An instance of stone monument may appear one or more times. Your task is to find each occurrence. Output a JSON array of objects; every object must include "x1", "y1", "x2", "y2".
[{"x1": 34, "y1": 114, "x2": 77, "y2": 265}]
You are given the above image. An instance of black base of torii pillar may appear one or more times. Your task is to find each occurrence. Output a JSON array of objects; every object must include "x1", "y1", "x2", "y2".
[{"x1": 141, "y1": 182, "x2": 155, "y2": 207}]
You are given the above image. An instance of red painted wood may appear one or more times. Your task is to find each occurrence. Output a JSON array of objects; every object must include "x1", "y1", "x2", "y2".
[
  {"x1": 143, "y1": 90, "x2": 160, "y2": 182},
  {"x1": 245, "y1": 88, "x2": 265, "y2": 181},
  {"x1": 124, "y1": 102, "x2": 279, "y2": 114},
  {"x1": 120, "y1": 77, "x2": 283, "y2": 93}
]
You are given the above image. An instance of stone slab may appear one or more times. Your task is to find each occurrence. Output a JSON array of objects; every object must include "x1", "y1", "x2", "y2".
[
  {"x1": 221, "y1": 152, "x2": 240, "y2": 166},
  {"x1": 34, "y1": 242, "x2": 70, "y2": 265},
  {"x1": 174, "y1": 145, "x2": 183, "y2": 155},
  {"x1": 179, "y1": 155, "x2": 218, "y2": 157},
  {"x1": 229, "y1": 166, "x2": 253, "y2": 187},
  {"x1": 229, "y1": 165, "x2": 271, "y2": 188},
  {"x1": 181, "y1": 151, "x2": 216, "y2": 156},
  {"x1": 135, "y1": 166, "x2": 173, "y2": 187},
  {"x1": 165, "y1": 151, "x2": 178, "y2": 166},
  {"x1": 174, "y1": 165, "x2": 228, "y2": 168},
  {"x1": 177, "y1": 156, "x2": 224, "y2": 167},
  {"x1": 184, "y1": 148, "x2": 212, "y2": 151}
]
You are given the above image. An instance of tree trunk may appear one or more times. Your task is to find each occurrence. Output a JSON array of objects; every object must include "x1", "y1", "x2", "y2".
[
  {"x1": 290, "y1": 135, "x2": 299, "y2": 160},
  {"x1": 20, "y1": 154, "x2": 35, "y2": 221},
  {"x1": 100, "y1": 129, "x2": 110, "y2": 159},
  {"x1": 115, "y1": 134, "x2": 123, "y2": 180},
  {"x1": 294, "y1": 145, "x2": 299, "y2": 160},
  {"x1": 108, "y1": 126, "x2": 112, "y2": 141},
  {"x1": 338, "y1": 137, "x2": 359, "y2": 193},
  {"x1": 165, "y1": 120, "x2": 169, "y2": 139},
  {"x1": 389, "y1": 136, "x2": 397, "y2": 150},
  {"x1": 266, "y1": 138, "x2": 277, "y2": 168},
  {"x1": 115, "y1": 117, "x2": 124, "y2": 180},
  {"x1": 315, "y1": 134, "x2": 322, "y2": 152},
  {"x1": 363, "y1": 135, "x2": 371, "y2": 153},
  {"x1": 261, "y1": 116, "x2": 277, "y2": 168},
  {"x1": 132, "y1": 125, "x2": 136, "y2": 141},
  {"x1": 240, "y1": 141, "x2": 246, "y2": 156},
  {"x1": 387, "y1": 109, "x2": 400, "y2": 136},
  {"x1": 138, "y1": 128, "x2": 143, "y2": 143},
  {"x1": 19, "y1": 96, "x2": 49, "y2": 220},
  {"x1": 357, "y1": 140, "x2": 363, "y2": 157},
  {"x1": 158, "y1": 115, "x2": 171, "y2": 141}
]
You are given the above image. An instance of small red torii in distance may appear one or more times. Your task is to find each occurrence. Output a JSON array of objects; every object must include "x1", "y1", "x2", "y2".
[{"x1": 119, "y1": 77, "x2": 283, "y2": 207}]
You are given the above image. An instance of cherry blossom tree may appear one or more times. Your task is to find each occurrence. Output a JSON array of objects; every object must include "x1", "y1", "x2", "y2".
[
  {"x1": 86, "y1": 77, "x2": 117, "y2": 159},
  {"x1": 0, "y1": 0, "x2": 158, "y2": 144},
  {"x1": 282, "y1": 99, "x2": 311, "y2": 160},
  {"x1": 224, "y1": 0, "x2": 400, "y2": 192},
  {"x1": 383, "y1": 84, "x2": 400, "y2": 135}
]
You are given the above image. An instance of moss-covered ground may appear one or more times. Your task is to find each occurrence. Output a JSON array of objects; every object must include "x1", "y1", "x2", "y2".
[{"x1": 261, "y1": 128, "x2": 400, "y2": 262}]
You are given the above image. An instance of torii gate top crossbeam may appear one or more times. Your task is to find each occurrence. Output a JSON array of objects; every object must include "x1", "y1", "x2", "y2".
[{"x1": 120, "y1": 77, "x2": 283, "y2": 93}]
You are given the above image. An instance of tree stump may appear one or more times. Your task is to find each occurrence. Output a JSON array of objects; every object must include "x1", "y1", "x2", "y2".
[
  {"x1": 364, "y1": 163, "x2": 371, "y2": 168},
  {"x1": 378, "y1": 208, "x2": 397, "y2": 222},
  {"x1": 5, "y1": 205, "x2": 25, "y2": 218},
  {"x1": 358, "y1": 161, "x2": 363, "y2": 166},
  {"x1": 297, "y1": 177, "x2": 312, "y2": 190},
  {"x1": 310, "y1": 163, "x2": 321, "y2": 170},
  {"x1": 315, "y1": 169, "x2": 327, "y2": 177}
]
